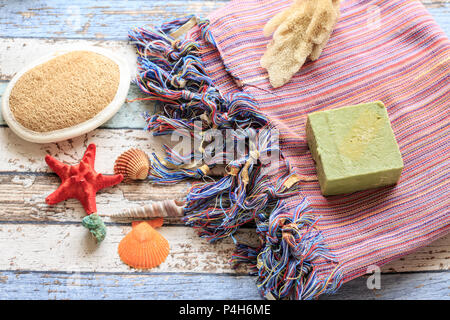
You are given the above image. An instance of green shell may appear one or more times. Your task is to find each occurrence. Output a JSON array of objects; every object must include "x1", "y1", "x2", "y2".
[{"x1": 82, "y1": 213, "x2": 106, "y2": 243}]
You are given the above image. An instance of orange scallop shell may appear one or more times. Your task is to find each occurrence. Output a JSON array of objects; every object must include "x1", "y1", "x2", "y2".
[
  {"x1": 114, "y1": 148, "x2": 149, "y2": 181},
  {"x1": 132, "y1": 218, "x2": 164, "y2": 229},
  {"x1": 118, "y1": 220, "x2": 169, "y2": 269}
]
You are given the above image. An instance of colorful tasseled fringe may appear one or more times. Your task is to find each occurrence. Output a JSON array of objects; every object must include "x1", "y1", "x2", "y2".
[
  {"x1": 233, "y1": 199, "x2": 342, "y2": 300},
  {"x1": 127, "y1": 0, "x2": 450, "y2": 300},
  {"x1": 128, "y1": 15, "x2": 342, "y2": 300}
]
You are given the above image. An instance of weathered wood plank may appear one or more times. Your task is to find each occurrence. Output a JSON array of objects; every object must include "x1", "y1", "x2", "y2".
[
  {"x1": 427, "y1": 7, "x2": 450, "y2": 36},
  {"x1": 1, "y1": 172, "x2": 448, "y2": 275},
  {"x1": 0, "y1": 270, "x2": 448, "y2": 300},
  {"x1": 0, "y1": 223, "x2": 258, "y2": 274},
  {"x1": 0, "y1": 271, "x2": 262, "y2": 300},
  {"x1": 0, "y1": 38, "x2": 137, "y2": 81},
  {"x1": 0, "y1": 0, "x2": 449, "y2": 299},
  {"x1": 421, "y1": 0, "x2": 450, "y2": 7},
  {"x1": 0, "y1": 126, "x2": 170, "y2": 173},
  {"x1": 380, "y1": 235, "x2": 450, "y2": 273},
  {"x1": 0, "y1": 219, "x2": 447, "y2": 274},
  {"x1": 0, "y1": 125, "x2": 227, "y2": 189},
  {"x1": 0, "y1": 0, "x2": 227, "y2": 40},
  {"x1": 0, "y1": 114, "x2": 227, "y2": 176},
  {"x1": 0, "y1": 174, "x2": 189, "y2": 223},
  {"x1": 323, "y1": 271, "x2": 450, "y2": 300},
  {"x1": 325, "y1": 271, "x2": 450, "y2": 300},
  {"x1": 0, "y1": 1, "x2": 447, "y2": 40}
]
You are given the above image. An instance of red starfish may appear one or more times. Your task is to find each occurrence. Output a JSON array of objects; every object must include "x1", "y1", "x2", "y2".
[{"x1": 45, "y1": 144, "x2": 124, "y2": 214}]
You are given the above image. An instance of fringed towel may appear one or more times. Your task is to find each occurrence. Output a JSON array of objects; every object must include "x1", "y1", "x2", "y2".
[{"x1": 128, "y1": 0, "x2": 450, "y2": 299}]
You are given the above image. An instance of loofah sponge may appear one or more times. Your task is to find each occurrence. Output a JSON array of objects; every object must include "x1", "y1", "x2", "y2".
[
  {"x1": 8, "y1": 51, "x2": 120, "y2": 132},
  {"x1": 261, "y1": 0, "x2": 341, "y2": 88}
]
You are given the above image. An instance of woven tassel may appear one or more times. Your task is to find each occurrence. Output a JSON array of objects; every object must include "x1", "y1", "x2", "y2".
[
  {"x1": 129, "y1": 20, "x2": 268, "y2": 134},
  {"x1": 183, "y1": 128, "x2": 296, "y2": 242},
  {"x1": 230, "y1": 243, "x2": 261, "y2": 275},
  {"x1": 147, "y1": 152, "x2": 213, "y2": 184},
  {"x1": 183, "y1": 166, "x2": 255, "y2": 241},
  {"x1": 232, "y1": 199, "x2": 342, "y2": 300}
]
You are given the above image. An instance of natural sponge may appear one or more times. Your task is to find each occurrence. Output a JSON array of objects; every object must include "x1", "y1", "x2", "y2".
[
  {"x1": 8, "y1": 50, "x2": 120, "y2": 132},
  {"x1": 261, "y1": 0, "x2": 341, "y2": 88}
]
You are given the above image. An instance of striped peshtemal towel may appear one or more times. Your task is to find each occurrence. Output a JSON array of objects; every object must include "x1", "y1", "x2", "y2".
[
  {"x1": 189, "y1": 0, "x2": 450, "y2": 293},
  {"x1": 130, "y1": 0, "x2": 449, "y2": 299},
  {"x1": 192, "y1": 0, "x2": 450, "y2": 281}
]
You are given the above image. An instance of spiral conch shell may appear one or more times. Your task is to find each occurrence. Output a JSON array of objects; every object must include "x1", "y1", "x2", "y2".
[
  {"x1": 110, "y1": 200, "x2": 185, "y2": 219},
  {"x1": 118, "y1": 219, "x2": 169, "y2": 269},
  {"x1": 114, "y1": 148, "x2": 149, "y2": 181}
]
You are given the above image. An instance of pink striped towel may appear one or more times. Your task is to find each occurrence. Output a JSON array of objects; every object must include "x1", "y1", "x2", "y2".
[{"x1": 131, "y1": 0, "x2": 449, "y2": 299}]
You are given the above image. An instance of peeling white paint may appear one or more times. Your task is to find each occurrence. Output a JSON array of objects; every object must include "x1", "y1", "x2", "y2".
[{"x1": 11, "y1": 175, "x2": 36, "y2": 188}]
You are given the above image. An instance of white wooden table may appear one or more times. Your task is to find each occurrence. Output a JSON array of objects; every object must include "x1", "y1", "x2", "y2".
[{"x1": 0, "y1": 0, "x2": 448, "y2": 300}]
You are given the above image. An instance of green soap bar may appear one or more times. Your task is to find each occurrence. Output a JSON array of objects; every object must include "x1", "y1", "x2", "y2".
[{"x1": 306, "y1": 101, "x2": 403, "y2": 196}]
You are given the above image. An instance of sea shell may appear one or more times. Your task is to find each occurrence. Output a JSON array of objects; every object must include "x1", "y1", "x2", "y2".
[
  {"x1": 132, "y1": 218, "x2": 164, "y2": 229},
  {"x1": 114, "y1": 148, "x2": 149, "y2": 181},
  {"x1": 110, "y1": 200, "x2": 185, "y2": 219},
  {"x1": 118, "y1": 220, "x2": 169, "y2": 269}
]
